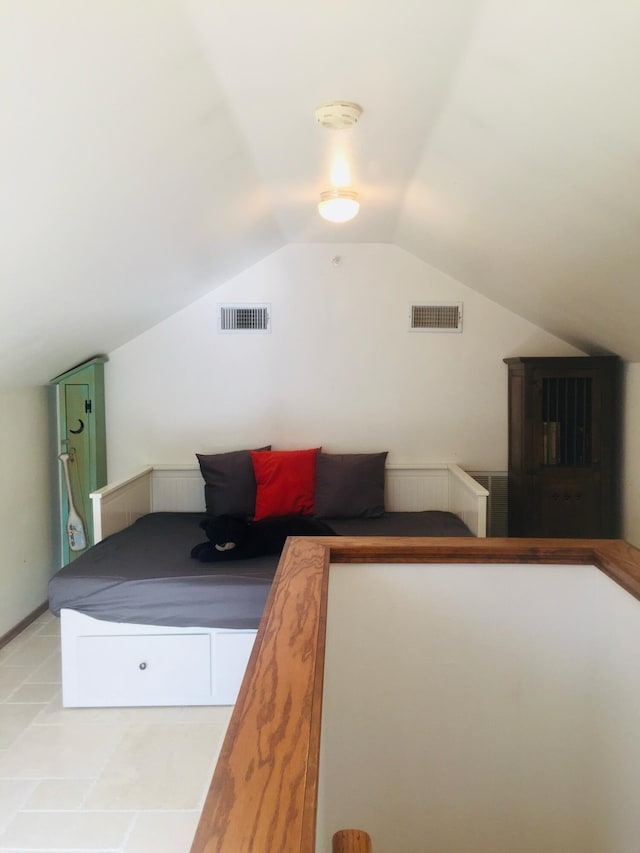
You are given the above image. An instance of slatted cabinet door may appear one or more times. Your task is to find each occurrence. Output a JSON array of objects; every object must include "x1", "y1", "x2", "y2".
[{"x1": 504, "y1": 356, "x2": 620, "y2": 538}]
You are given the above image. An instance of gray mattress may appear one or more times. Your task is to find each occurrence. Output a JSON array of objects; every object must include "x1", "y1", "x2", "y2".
[{"x1": 48, "y1": 510, "x2": 471, "y2": 629}]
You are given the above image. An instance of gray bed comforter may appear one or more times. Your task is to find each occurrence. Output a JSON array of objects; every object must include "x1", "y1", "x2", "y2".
[{"x1": 48, "y1": 510, "x2": 471, "y2": 629}]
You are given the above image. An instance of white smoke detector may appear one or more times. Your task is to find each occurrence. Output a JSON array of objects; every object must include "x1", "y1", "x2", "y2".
[{"x1": 315, "y1": 101, "x2": 362, "y2": 129}]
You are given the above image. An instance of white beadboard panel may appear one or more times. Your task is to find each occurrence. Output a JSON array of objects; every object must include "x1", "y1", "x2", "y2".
[
  {"x1": 90, "y1": 468, "x2": 153, "y2": 542},
  {"x1": 385, "y1": 465, "x2": 450, "y2": 511},
  {"x1": 150, "y1": 465, "x2": 462, "y2": 515},
  {"x1": 92, "y1": 463, "x2": 487, "y2": 537},
  {"x1": 151, "y1": 466, "x2": 205, "y2": 512}
]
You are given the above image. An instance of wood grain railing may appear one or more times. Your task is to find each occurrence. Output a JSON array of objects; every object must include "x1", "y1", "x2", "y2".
[
  {"x1": 332, "y1": 829, "x2": 372, "y2": 852},
  {"x1": 190, "y1": 536, "x2": 640, "y2": 853}
]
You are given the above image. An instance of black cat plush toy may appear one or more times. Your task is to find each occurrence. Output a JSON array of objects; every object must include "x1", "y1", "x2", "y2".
[{"x1": 190, "y1": 513, "x2": 336, "y2": 562}]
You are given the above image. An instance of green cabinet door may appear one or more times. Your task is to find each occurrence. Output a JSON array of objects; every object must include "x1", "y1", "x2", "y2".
[{"x1": 51, "y1": 357, "x2": 107, "y2": 564}]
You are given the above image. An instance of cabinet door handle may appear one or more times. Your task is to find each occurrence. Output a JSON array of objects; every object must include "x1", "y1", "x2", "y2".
[{"x1": 139, "y1": 662, "x2": 147, "y2": 671}]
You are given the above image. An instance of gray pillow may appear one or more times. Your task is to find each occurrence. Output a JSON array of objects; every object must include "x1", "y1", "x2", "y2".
[
  {"x1": 196, "y1": 447, "x2": 270, "y2": 517},
  {"x1": 314, "y1": 452, "x2": 388, "y2": 518}
]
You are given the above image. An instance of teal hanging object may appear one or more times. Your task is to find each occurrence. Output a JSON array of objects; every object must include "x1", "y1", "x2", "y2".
[{"x1": 58, "y1": 452, "x2": 87, "y2": 551}]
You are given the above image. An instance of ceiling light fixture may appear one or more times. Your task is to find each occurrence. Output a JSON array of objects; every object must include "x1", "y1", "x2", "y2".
[
  {"x1": 330, "y1": 153, "x2": 351, "y2": 188},
  {"x1": 315, "y1": 101, "x2": 363, "y2": 223},
  {"x1": 315, "y1": 101, "x2": 362, "y2": 129},
  {"x1": 318, "y1": 189, "x2": 360, "y2": 223}
]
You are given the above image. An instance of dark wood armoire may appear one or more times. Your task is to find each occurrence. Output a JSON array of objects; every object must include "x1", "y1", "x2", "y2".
[{"x1": 504, "y1": 356, "x2": 620, "y2": 538}]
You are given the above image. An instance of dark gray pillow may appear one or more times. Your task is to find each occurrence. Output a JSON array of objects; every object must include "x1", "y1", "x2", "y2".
[
  {"x1": 314, "y1": 452, "x2": 388, "y2": 518},
  {"x1": 196, "y1": 447, "x2": 270, "y2": 517}
]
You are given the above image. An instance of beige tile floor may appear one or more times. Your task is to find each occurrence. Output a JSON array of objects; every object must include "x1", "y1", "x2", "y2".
[{"x1": 0, "y1": 611, "x2": 232, "y2": 852}]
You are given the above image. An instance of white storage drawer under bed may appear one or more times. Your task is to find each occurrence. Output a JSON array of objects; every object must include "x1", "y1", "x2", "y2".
[{"x1": 61, "y1": 609, "x2": 256, "y2": 708}]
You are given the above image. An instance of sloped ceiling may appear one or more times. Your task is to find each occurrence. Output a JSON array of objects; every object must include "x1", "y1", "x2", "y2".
[{"x1": 2, "y1": 0, "x2": 640, "y2": 385}]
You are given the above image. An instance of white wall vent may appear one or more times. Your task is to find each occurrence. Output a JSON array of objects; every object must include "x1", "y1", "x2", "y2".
[
  {"x1": 410, "y1": 302, "x2": 463, "y2": 332},
  {"x1": 218, "y1": 304, "x2": 271, "y2": 334},
  {"x1": 469, "y1": 471, "x2": 508, "y2": 537}
]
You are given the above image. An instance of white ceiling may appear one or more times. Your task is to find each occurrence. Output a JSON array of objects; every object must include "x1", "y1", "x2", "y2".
[{"x1": 2, "y1": 0, "x2": 640, "y2": 385}]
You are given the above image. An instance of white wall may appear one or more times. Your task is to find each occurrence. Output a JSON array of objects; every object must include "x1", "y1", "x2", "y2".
[
  {"x1": 105, "y1": 243, "x2": 583, "y2": 480},
  {"x1": 0, "y1": 386, "x2": 57, "y2": 636},
  {"x1": 318, "y1": 562, "x2": 640, "y2": 852}
]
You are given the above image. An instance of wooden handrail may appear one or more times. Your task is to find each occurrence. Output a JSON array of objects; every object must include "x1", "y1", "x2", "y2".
[
  {"x1": 332, "y1": 829, "x2": 372, "y2": 852},
  {"x1": 190, "y1": 536, "x2": 640, "y2": 852},
  {"x1": 190, "y1": 536, "x2": 329, "y2": 852}
]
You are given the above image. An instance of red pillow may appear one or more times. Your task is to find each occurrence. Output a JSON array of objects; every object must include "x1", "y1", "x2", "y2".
[{"x1": 250, "y1": 449, "x2": 319, "y2": 521}]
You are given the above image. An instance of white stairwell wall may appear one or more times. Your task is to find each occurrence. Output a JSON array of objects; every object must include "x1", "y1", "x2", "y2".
[{"x1": 317, "y1": 561, "x2": 640, "y2": 852}]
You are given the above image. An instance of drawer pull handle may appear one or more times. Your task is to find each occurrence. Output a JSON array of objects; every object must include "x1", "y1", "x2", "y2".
[{"x1": 139, "y1": 662, "x2": 147, "y2": 671}]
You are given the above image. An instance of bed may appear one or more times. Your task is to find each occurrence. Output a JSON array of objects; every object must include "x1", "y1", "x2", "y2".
[{"x1": 48, "y1": 453, "x2": 488, "y2": 708}]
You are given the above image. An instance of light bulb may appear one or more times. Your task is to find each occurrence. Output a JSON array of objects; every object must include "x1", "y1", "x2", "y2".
[
  {"x1": 318, "y1": 189, "x2": 360, "y2": 223},
  {"x1": 330, "y1": 154, "x2": 351, "y2": 188}
]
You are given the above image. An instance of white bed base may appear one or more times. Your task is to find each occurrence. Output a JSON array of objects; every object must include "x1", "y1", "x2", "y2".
[{"x1": 59, "y1": 463, "x2": 487, "y2": 708}]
